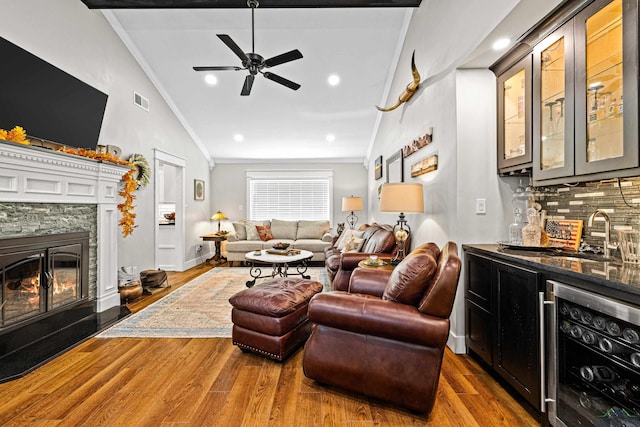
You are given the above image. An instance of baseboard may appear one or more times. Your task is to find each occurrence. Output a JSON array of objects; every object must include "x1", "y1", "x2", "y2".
[{"x1": 446, "y1": 330, "x2": 466, "y2": 354}]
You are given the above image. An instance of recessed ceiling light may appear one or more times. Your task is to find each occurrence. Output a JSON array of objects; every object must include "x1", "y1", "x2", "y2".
[
  {"x1": 492, "y1": 38, "x2": 510, "y2": 51},
  {"x1": 233, "y1": 134, "x2": 244, "y2": 142},
  {"x1": 204, "y1": 74, "x2": 218, "y2": 85},
  {"x1": 328, "y1": 74, "x2": 340, "y2": 86},
  {"x1": 326, "y1": 134, "x2": 336, "y2": 142}
]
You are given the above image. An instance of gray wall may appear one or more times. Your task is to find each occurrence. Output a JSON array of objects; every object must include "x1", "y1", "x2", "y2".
[
  {"x1": 2, "y1": 0, "x2": 211, "y2": 271},
  {"x1": 210, "y1": 162, "x2": 368, "y2": 232}
]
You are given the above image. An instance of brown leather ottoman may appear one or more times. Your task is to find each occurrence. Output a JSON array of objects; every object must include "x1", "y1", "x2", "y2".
[{"x1": 229, "y1": 277, "x2": 323, "y2": 362}]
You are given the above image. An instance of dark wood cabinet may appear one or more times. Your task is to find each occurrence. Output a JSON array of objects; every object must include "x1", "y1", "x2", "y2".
[
  {"x1": 493, "y1": 261, "x2": 541, "y2": 411},
  {"x1": 464, "y1": 251, "x2": 542, "y2": 411},
  {"x1": 497, "y1": 55, "x2": 532, "y2": 174}
]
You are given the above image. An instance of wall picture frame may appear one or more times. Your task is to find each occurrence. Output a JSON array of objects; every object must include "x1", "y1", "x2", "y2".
[
  {"x1": 194, "y1": 179, "x2": 205, "y2": 201},
  {"x1": 374, "y1": 155, "x2": 383, "y2": 180},
  {"x1": 386, "y1": 149, "x2": 404, "y2": 183}
]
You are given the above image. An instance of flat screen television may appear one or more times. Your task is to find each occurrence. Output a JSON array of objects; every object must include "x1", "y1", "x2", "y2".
[{"x1": 0, "y1": 37, "x2": 108, "y2": 150}]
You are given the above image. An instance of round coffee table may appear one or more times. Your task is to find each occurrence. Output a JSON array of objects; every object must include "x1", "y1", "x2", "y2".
[{"x1": 244, "y1": 249, "x2": 314, "y2": 288}]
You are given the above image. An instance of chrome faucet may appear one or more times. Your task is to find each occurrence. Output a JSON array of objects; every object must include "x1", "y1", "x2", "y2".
[{"x1": 587, "y1": 209, "x2": 616, "y2": 257}]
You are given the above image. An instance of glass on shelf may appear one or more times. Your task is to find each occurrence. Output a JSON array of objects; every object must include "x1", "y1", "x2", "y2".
[
  {"x1": 503, "y1": 68, "x2": 527, "y2": 160},
  {"x1": 540, "y1": 37, "x2": 566, "y2": 171},
  {"x1": 585, "y1": 0, "x2": 623, "y2": 163}
]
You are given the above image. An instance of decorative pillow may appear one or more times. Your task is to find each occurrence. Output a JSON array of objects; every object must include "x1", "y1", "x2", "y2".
[
  {"x1": 241, "y1": 220, "x2": 266, "y2": 241},
  {"x1": 342, "y1": 237, "x2": 365, "y2": 253},
  {"x1": 336, "y1": 229, "x2": 364, "y2": 251},
  {"x1": 382, "y1": 243, "x2": 440, "y2": 307},
  {"x1": 256, "y1": 224, "x2": 274, "y2": 241},
  {"x1": 232, "y1": 222, "x2": 247, "y2": 240},
  {"x1": 297, "y1": 220, "x2": 330, "y2": 240}
]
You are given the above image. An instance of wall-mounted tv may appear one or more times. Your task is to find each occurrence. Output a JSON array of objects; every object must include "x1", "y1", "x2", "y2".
[{"x1": 0, "y1": 37, "x2": 108, "y2": 150}]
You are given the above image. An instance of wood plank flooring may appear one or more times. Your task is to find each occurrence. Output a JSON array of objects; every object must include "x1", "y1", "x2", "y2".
[{"x1": 0, "y1": 263, "x2": 541, "y2": 426}]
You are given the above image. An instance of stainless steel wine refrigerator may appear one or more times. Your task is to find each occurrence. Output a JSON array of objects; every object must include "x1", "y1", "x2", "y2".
[{"x1": 543, "y1": 281, "x2": 640, "y2": 427}]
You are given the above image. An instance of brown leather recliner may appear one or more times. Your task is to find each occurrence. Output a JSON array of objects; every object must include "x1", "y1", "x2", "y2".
[
  {"x1": 324, "y1": 224, "x2": 401, "y2": 291},
  {"x1": 303, "y1": 241, "x2": 462, "y2": 414}
]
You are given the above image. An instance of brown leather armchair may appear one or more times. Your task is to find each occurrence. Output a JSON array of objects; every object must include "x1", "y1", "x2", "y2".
[
  {"x1": 303, "y1": 241, "x2": 461, "y2": 414},
  {"x1": 324, "y1": 224, "x2": 400, "y2": 291}
]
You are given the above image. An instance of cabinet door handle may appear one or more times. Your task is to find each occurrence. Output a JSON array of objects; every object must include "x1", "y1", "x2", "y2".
[{"x1": 539, "y1": 291, "x2": 554, "y2": 412}]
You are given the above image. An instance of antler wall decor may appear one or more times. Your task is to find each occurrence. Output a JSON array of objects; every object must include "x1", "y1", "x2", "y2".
[{"x1": 376, "y1": 50, "x2": 421, "y2": 112}]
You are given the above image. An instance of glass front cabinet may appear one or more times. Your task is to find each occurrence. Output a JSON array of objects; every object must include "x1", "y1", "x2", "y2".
[
  {"x1": 529, "y1": 0, "x2": 639, "y2": 184},
  {"x1": 498, "y1": 55, "x2": 532, "y2": 173}
]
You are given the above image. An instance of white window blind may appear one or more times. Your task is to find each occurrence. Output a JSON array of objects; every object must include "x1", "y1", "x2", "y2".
[{"x1": 247, "y1": 171, "x2": 332, "y2": 221}]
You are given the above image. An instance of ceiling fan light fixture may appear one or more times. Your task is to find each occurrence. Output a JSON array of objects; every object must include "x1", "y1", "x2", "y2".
[
  {"x1": 233, "y1": 134, "x2": 244, "y2": 142},
  {"x1": 326, "y1": 134, "x2": 336, "y2": 142},
  {"x1": 204, "y1": 74, "x2": 218, "y2": 85},
  {"x1": 328, "y1": 74, "x2": 340, "y2": 86}
]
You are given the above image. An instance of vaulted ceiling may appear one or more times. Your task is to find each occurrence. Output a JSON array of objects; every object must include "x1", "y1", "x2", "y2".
[{"x1": 84, "y1": 0, "x2": 561, "y2": 163}]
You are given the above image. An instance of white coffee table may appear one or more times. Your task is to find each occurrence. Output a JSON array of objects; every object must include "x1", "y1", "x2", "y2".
[{"x1": 244, "y1": 249, "x2": 314, "y2": 288}]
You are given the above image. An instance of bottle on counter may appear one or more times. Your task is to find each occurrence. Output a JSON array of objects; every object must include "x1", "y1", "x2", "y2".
[
  {"x1": 521, "y1": 208, "x2": 542, "y2": 246},
  {"x1": 509, "y1": 207, "x2": 524, "y2": 245}
]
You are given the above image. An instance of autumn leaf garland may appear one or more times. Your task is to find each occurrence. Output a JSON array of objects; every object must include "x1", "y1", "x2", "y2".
[
  {"x1": 0, "y1": 126, "x2": 30, "y2": 145},
  {"x1": 55, "y1": 146, "x2": 139, "y2": 238}
]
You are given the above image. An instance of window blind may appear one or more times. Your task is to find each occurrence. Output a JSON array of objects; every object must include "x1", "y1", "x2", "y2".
[{"x1": 248, "y1": 175, "x2": 331, "y2": 221}]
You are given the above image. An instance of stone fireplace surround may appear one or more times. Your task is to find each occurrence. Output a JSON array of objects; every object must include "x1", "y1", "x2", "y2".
[{"x1": 0, "y1": 140, "x2": 130, "y2": 380}]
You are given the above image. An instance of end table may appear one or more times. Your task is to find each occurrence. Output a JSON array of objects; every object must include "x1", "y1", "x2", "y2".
[{"x1": 201, "y1": 234, "x2": 228, "y2": 265}]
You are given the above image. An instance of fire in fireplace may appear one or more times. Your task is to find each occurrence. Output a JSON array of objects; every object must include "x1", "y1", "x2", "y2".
[{"x1": 0, "y1": 232, "x2": 88, "y2": 330}]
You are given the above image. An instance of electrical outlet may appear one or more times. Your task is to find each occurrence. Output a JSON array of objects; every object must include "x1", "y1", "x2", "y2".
[
  {"x1": 475, "y1": 198, "x2": 487, "y2": 215},
  {"x1": 196, "y1": 244, "x2": 203, "y2": 253}
]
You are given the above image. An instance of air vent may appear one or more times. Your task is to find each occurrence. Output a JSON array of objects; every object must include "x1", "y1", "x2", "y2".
[{"x1": 133, "y1": 91, "x2": 149, "y2": 111}]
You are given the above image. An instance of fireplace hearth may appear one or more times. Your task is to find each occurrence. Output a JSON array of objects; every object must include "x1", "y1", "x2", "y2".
[{"x1": 0, "y1": 232, "x2": 129, "y2": 382}]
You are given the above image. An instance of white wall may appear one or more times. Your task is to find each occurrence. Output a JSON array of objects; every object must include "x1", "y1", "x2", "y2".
[
  {"x1": 2, "y1": 0, "x2": 211, "y2": 271},
  {"x1": 210, "y1": 162, "x2": 368, "y2": 232},
  {"x1": 369, "y1": 0, "x2": 523, "y2": 353}
]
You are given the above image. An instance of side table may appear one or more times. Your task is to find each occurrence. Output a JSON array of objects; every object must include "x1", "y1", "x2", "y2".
[
  {"x1": 201, "y1": 234, "x2": 228, "y2": 265},
  {"x1": 357, "y1": 259, "x2": 396, "y2": 272}
]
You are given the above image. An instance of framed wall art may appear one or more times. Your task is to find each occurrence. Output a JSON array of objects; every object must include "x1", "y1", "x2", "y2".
[
  {"x1": 410, "y1": 154, "x2": 438, "y2": 177},
  {"x1": 194, "y1": 179, "x2": 205, "y2": 201},
  {"x1": 402, "y1": 127, "x2": 433, "y2": 158},
  {"x1": 374, "y1": 155, "x2": 383, "y2": 180},
  {"x1": 386, "y1": 150, "x2": 404, "y2": 183}
]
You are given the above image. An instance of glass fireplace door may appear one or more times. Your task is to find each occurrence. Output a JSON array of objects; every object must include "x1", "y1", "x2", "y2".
[
  {"x1": 48, "y1": 244, "x2": 82, "y2": 310},
  {"x1": 1, "y1": 251, "x2": 45, "y2": 326}
]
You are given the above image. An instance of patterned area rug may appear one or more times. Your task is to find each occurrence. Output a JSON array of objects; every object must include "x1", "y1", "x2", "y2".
[{"x1": 97, "y1": 267, "x2": 329, "y2": 339}]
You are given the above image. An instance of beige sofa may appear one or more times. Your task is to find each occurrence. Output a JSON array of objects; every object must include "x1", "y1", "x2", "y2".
[{"x1": 225, "y1": 219, "x2": 333, "y2": 262}]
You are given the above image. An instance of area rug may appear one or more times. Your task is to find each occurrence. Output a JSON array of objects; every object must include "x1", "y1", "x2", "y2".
[{"x1": 97, "y1": 267, "x2": 329, "y2": 339}]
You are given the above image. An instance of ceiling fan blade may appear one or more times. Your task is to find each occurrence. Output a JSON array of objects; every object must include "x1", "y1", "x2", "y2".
[
  {"x1": 241, "y1": 74, "x2": 255, "y2": 96},
  {"x1": 217, "y1": 34, "x2": 249, "y2": 62},
  {"x1": 263, "y1": 72, "x2": 301, "y2": 91},
  {"x1": 193, "y1": 66, "x2": 243, "y2": 71},
  {"x1": 264, "y1": 49, "x2": 303, "y2": 68}
]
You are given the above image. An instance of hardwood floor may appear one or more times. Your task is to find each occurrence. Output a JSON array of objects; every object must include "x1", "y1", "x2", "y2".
[{"x1": 0, "y1": 263, "x2": 540, "y2": 426}]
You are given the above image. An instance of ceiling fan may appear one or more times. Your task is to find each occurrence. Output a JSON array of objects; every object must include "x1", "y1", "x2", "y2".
[{"x1": 193, "y1": 0, "x2": 303, "y2": 96}]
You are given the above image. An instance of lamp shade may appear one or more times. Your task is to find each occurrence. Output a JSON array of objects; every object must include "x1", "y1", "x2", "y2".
[
  {"x1": 342, "y1": 196, "x2": 363, "y2": 212},
  {"x1": 210, "y1": 211, "x2": 228, "y2": 221},
  {"x1": 379, "y1": 183, "x2": 424, "y2": 214}
]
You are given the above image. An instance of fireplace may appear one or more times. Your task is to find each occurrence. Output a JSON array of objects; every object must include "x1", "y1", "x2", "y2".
[{"x1": 0, "y1": 232, "x2": 89, "y2": 329}]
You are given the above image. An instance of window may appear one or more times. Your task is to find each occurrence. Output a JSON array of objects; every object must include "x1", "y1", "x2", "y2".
[{"x1": 247, "y1": 170, "x2": 333, "y2": 222}]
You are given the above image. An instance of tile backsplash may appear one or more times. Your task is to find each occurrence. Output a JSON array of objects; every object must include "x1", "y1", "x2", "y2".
[{"x1": 535, "y1": 177, "x2": 640, "y2": 249}]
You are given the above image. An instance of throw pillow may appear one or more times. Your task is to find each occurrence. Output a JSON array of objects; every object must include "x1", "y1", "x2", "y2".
[
  {"x1": 296, "y1": 220, "x2": 330, "y2": 240},
  {"x1": 336, "y1": 229, "x2": 364, "y2": 251},
  {"x1": 232, "y1": 222, "x2": 247, "y2": 240},
  {"x1": 241, "y1": 220, "x2": 266, "y2": 241},
  {"x1": 342, "y1": 237, "x2": 365, "y2": 253},
  {"x1": 382, "y1": 242, "x2": 440, "y2": 307},
  {"x1": 256, "y1": 224, "x2": 274, "y2": 241}
]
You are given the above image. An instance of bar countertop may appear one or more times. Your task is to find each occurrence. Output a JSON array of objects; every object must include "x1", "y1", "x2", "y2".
[{"x1": 462, "y1": 244, "x2": 640, "y2": 305}]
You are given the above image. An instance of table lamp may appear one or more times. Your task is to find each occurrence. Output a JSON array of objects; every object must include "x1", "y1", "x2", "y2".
[
  {"x1": 379, "y1": 183, "x2": 424, "y2": 264},
  {"x1": 342, "y1": 196, "x2": 363, "y2": 229},
  {"x1": 210, "y1": 211, "x2": 228, "y2": 234}
]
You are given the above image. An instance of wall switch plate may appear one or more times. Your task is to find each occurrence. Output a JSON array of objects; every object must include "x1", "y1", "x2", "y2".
[{"x1": 475, "y1": 198, "x2": 486, "y2": 214}]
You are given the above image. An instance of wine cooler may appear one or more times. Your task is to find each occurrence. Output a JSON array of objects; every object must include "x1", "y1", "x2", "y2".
[{"x1": 545, "y1": 281, "x2": 640, "y2": 427}]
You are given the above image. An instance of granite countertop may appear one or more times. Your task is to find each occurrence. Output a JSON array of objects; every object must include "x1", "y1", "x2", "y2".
[{"x1": 463, "y1": 244, "x2": 640, "y2": 302}]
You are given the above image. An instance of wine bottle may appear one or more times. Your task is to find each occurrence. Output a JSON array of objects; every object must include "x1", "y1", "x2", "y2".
[
  {"x1": 623, "y1": 327, "x2": 640, "y2": 344},
  {"x1": 606, "y1": 320, "x2": 622, "y2": 336}
]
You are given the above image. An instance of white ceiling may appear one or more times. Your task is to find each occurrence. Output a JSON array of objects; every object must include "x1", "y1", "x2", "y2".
[{"x1": 103, "y1": 0, "x2": 562, "y2": 163}]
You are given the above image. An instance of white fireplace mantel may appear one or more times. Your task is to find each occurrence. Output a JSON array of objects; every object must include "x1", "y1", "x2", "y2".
[{"x1": 0, "y1": 140, "x2": 131, "y2": 312}]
